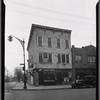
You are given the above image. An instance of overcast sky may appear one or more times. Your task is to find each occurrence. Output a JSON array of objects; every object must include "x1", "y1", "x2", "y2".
[{"x1": 4, "y1": 0, "x2": 98, "y2": 75}]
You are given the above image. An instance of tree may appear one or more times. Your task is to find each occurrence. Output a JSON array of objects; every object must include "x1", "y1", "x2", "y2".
[{"x1": 14, "y1": 67, "x2": 23, "y2": 82}]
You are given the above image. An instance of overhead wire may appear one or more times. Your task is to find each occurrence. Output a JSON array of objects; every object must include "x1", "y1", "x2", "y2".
[
  {"x1": 6, "y1": 0, "x2": 95, "y2": 21},
  {"x1": 7, "y1": 8, "x2": 96, "y2": 26}
]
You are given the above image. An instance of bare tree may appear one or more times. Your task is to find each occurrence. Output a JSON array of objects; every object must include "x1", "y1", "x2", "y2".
[{"x1": 14, "y1": 67, "x2": 23, "y2": 82}]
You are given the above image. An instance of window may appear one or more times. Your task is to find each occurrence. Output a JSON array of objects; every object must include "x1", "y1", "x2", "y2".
[
  {"x1": 75, "y1": 55, "x2": 81, "y2": 63},
  {"x1": 48, "y1": 54, "x2": 52, "y2": 62},
  {"x1": 62, "y1": 54, "x2": 65, "y2": 63},
  {"x1": 38, "y1": 36, "x2": 42, "y2": 46},
  {"x1": 93, "y1": 57, "x2": 95, "y2": 64},
  {"x1": 39, "y1": 53, "x2": 42, "y2": 62},
  {"x1": 57, "y1": 39, "x2": 60, "y2": 48},
  {"x1": 58, "y1": 54, "x2": 61, "y2": 63},
  {"x1": 65, "y1": 40, "x2": 69, "y2": 49},
  {"x1": 44, "y1": 53, "x2": 47, "y2": 58},
  {"x1": 58, "y1": 54, "x2": 69, "y2": 64},
  {"x1": 48, "y1": 38, "x2": 52, "y2": 47},
  {"x1": 87, "y1": 56, "x2": 95, "y2": 64},
  {"x1": 39, "y1": 52, "x2": 52, "y2": 63},
  {"x1": 66, "y1": 55, "x2": 69, "y2": 63}
]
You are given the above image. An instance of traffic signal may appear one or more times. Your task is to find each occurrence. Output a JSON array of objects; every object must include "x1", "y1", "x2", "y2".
[
  {"x1": 8, "y1": 35, "x2": 13, "y2": 42},
  {"x1": 23, "y1": 66, "x2": 25, "y2": 70}
]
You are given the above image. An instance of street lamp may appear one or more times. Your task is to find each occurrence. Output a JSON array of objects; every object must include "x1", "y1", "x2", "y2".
[{"x1": 8, "y1": 35, "x2": 27, "y2": 89}]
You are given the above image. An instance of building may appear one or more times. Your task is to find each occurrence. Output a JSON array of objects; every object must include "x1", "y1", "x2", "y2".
[
  {"x1": 27, "y1": 24, "x2": 72, "y2": 85},
  {"x1": 71, "y1": 45, "x2": 96, "y2": 81}
]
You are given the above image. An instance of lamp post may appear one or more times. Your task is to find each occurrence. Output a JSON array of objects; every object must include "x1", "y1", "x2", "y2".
[{"x1": 8, "y1": 35, "x2": 27, "y2": 89}]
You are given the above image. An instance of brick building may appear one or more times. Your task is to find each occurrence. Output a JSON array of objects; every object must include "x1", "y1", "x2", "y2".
[
  {"x1": 27, "y1": 24, "x2": 72, "y2": 85},
  {"x1": 71, "y1": 45, "x2": 96, "y2": 81}
]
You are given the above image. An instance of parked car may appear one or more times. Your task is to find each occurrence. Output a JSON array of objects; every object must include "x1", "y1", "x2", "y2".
[{"x1": 72, "y1": 75, "x2": 96, "y2": 88}]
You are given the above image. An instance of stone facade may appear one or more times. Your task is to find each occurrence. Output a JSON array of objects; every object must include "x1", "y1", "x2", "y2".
[
  {"x1": 27, "y1": 24, "x2": 72, "y2": 85},
  {"x1": 71, "y1": 45, "x2": 96, "y2": 81}
]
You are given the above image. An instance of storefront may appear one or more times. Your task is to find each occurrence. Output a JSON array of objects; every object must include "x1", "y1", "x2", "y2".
[
  {"x1": 32, "y1": 68, "x2": 72, "y2": 85},
  {"x1": 75, "y1": 69, "x2": 96, "y2": 79}
]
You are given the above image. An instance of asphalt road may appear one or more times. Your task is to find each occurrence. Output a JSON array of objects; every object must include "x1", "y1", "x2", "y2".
[
  {"x1": 12, "y1": 88, "x2": 96, "y2": 100},
  {"x1": 5, "y1": 82, "x2": 17, "y2": 100},
  {"x1": 5, "y1": 82, "x2": 96, "y2": 100}
]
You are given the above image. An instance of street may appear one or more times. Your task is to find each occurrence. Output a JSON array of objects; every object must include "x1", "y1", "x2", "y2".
[
  {"x1": 12, "y1": 88, "x2": 96, "y2": 100},
  {"x1": 5, "y1": 82, "x2": 17, "y2": 100},
  {"x1": 5, "y1": 82, "x2": 96, "y2": 100}
]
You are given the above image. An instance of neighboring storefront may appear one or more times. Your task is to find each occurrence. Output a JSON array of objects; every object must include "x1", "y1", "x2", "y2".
[{"x1": 74, "y1": 68, "x2": 96, "y2": 79}]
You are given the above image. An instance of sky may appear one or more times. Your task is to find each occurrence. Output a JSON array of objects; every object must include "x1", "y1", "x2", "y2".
[{"x1": 4, "y1": 0, "x2": 98, "y2": 75}]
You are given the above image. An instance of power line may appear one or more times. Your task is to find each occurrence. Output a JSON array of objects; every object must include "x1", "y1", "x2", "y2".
[
  {"x1": 6, "y1": 0, "x2": 95, "y2": 21},
  {"x1": 7, "y1": 9, "x2": 96, "y2": 26}
]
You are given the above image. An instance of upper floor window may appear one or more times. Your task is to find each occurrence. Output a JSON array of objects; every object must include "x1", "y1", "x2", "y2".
[
  {"x1": 75, "y1": 55, "x2": 81, "y2": 63},
  {"x1": 39, "y1": 52, "x2": 52, "y2": 63},
  {"x1": 58, "y1": 54, "x2": 61, "y2": 63},
  {"x1": 87, "y1": 56, "x2": 95, "y2": 64},
  {"x1": 57, "y1": 39, "x2": 60, "y2": 48},
  {"x1": 57, "y1": 54, "x2": 69, "y2": 64},
  {"x1": 38, "y1": 36, "x2": 42, "y2": 46},
  {"x1": 48, "y1": 38, "x2": 52, "y2": 47},
  {"x1": 65, "y1": 40, "x2": 69, "y2": 49}
]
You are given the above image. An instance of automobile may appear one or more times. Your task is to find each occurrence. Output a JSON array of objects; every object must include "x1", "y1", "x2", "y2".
[{"x1": 72, "y1": 75, "x2": 96, "y2": 88}]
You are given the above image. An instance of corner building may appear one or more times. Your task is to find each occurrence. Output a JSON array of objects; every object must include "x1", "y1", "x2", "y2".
[{"x1": 27, "y1": 24, "x2": 72, "y2": 85}]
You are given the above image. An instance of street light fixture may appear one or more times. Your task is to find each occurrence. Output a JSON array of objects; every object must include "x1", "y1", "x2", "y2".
[{"x1": 8, "y1": 35, "x2": 27, "y2": 89}]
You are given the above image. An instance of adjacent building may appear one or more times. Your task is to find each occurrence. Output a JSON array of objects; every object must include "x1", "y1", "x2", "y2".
[
  {"x1": 71, "y1": 45, "x2": 96, "y2": 81},
  {"x1": 27, "y1": 24, "x2": 72, "y2": 85}
]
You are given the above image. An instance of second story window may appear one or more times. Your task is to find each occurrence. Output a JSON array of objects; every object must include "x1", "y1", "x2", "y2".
[
  {"x1": 66, "y1": 55, "x2": 69, "y2": 63},
  {"x1": 57, "y1": 54, "x2": 69, "y2": 64},
  {"x1": 58, "y1": 54, "x2": 61, "y2": 63},
  {"x1": 75, "y1": 55, "x2": 81, "y2": 63},
  {"x1": 39, "y1": 53, "x2": 42, "y2": 63},
  {"x1": 87, "y1": 56, "x2": 95, "y2": 64},
  {"x1": 39, "y1": 52, "x2": 52, "y2": 63},
  {"x1": 48, "y1": 54, "x2": 52, "y2": 63},
  {"x1": 48, "y1": 38, "x2": 52, "y2": 47},
  {"x1": 65, "y1": 40, "x2": 69, "y2": 49},
  {"x1": 57, "y1": 39, "x2": 60, "y2": 48},
  {"x1": 38, "y1": 36, "x2": 42, "y2": 46},
  {"x1": 62, "y1": 54, "x2": 65, "y2": 63}
]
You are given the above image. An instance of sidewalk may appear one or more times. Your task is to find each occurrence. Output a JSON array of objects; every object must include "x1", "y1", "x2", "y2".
[{"x1": 12, "y1": 81, "x2": 72, "y2": 90}]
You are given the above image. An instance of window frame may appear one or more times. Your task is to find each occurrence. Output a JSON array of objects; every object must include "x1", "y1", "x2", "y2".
[
  {"x1": 48, "y1": 37, "x2": 52, "y2": 47},
  {"x1": 37, "y1": 36, "x2": 42, "y2": 46},
  {"x1": 57, "y1": 39, "x2": 60, "y2": 48},
  {"x1": 65, "y1": 40, "x2": 69, "y2": 49}
]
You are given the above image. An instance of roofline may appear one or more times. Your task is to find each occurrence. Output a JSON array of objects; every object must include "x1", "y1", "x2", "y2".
[{"x1": 32, "y1": 24, "x2": 72, "y2": 32}]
